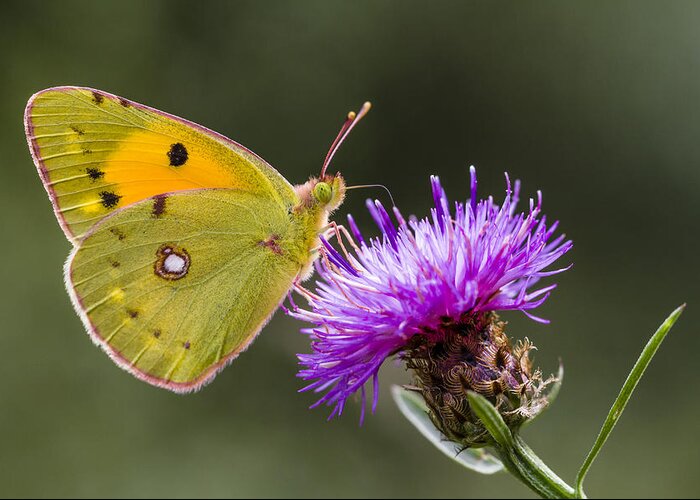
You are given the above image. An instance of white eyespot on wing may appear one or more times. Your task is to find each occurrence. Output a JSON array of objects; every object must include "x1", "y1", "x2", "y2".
[
  {"x1": 164, "y1": 253, "x2": 187, "y2": 274},
  {"x1": 155, "y1": 245, "x2": 190, "y2": 280}
]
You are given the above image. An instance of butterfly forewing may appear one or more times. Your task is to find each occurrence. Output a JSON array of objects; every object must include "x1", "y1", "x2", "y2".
[
  {"x1": 67, "y1": 189, "x2": 303, "y2": 391},
  {"x1": 25, "y1": 86, "x2": 297, "y2": 242}
]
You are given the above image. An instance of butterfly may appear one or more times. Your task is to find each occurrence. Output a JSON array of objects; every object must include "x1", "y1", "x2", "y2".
[{"x1": 24, "y1": 86, "x2": 370, "y2": 393}]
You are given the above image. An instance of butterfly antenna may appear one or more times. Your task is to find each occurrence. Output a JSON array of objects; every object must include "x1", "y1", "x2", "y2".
[
  {"x1": 321, "y1": 101, "x2": 372, "y2": 178},
  {"x1": 345, "y1": 184, "x2": 396, "y2": 207}
]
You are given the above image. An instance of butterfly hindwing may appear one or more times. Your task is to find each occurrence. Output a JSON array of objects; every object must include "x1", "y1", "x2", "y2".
[
  {"x1": 25, "y1": 86, "x2": 297, "y2": 242},
  {"x1": 67, "y1": 188, "x2": 302, "y2": 391}
]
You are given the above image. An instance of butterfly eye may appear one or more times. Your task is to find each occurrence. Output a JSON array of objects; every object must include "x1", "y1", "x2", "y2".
[{"x1": 313, "y1": 182, "x2": 333, "y2": 204}]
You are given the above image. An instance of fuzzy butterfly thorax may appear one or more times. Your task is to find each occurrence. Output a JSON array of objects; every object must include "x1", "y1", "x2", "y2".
[{"x1": 289, "y1": 173, "x2": 346, "y2": 279}]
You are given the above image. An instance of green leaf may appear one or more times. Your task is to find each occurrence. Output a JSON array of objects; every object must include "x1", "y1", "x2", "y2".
[
  {"x1": 575, "y1": 304, "x2": 686, "y2": 498},
  {"x1": 391, "y1": 385, "x2": 504, "y2": 475},
  {"x1": 466, "y1": 391, "x2": 514, "y2": 448}
]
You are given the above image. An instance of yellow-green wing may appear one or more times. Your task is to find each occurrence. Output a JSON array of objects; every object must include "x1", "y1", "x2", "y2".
[
  {"x1": 25, "y1": 86, "x2": 297, "y2": 243},
  {"x1": 67, "y1": 188, "x2": 304, "y2": 391}
]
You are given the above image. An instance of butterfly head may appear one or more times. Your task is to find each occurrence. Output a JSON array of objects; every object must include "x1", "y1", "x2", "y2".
[
  {"x1": 296, "y1": 101, "x2": 370, "y2": 214},
  {"x1": 296, "y1": 173, "x2": 346, "y2": 213},
  {"x1": 313, "y1": 174, "x2": 346, "y2": 210}
]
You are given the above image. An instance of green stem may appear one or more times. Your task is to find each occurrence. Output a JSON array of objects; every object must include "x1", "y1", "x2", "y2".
[
  {"x1": 468, "y1": 391, "x2": 578, "y2": 498},
  {"x1": 494, "y1": 434, "x2": 578, "y2": 499}
]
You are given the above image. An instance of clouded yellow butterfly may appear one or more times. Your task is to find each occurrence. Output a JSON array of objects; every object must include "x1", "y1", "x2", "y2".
[{"x1": 24, "y1": 86, "x2": 370, "y2": 392}]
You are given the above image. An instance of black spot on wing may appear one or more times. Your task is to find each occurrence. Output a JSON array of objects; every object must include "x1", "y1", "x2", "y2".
[
  {"x1": 92, "y1": 91, "x2": 104, "y2": 105},
  {"x1": 153, "y1": 329, "x2": 162, "y2": 339},
  {"x1": 99, "y1": 191, "x2": 122, "y2": 209},
  {"x1": 152, "y1": 195, "x2": 167, "y2": 217},
  {"x1": 127, "y1": 309, "x2": 139, "y2": 319},
  {"x1": 86, "y1": 168, "x2": 104, "y2": 181},
  {"x1": 70, "y1": 125, "x2": 85, "y2": 136},
  {"x1": 167, "y1": 143, "x2": 188, "y2": 166},
  {"x1": 118, "y1": 98, "x2": 130, "y2": 107}
]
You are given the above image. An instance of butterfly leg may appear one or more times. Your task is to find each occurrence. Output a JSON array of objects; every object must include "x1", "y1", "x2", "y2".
[
  {"x1": 305, "y1": 229, "x2": 370, "y2": 312},
  {"x1": 292, "y1": 279, "x2": 322, "y2": 303},
  {"x1": 301, "y1": 246, "x2": 369, "y2": 312},
  {"x1": 321, "y1": 221, "x2": 361, "y2": 260}
]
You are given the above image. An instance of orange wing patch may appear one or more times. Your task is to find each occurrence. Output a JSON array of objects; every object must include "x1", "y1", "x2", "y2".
[
  {"x1": 25, "y1": 87, "x2": 295, "y2": 242},
  {"x1": 90, "y1": 129, "x2": 249, "y2": 212}
]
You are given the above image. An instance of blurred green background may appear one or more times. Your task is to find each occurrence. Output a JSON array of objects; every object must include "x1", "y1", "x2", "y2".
[{"x1": 1, "y1": 1, "x2": 698, "y2": 497}]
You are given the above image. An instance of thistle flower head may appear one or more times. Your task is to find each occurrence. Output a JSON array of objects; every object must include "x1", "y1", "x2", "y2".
[{"x1": 289, "y1": 167, "x2": 572, "y2": 430}]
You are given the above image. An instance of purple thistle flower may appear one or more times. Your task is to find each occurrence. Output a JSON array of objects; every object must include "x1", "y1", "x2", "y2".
[{"x1": 289, "y1": 167, "x2": 572, "y2": 422}]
